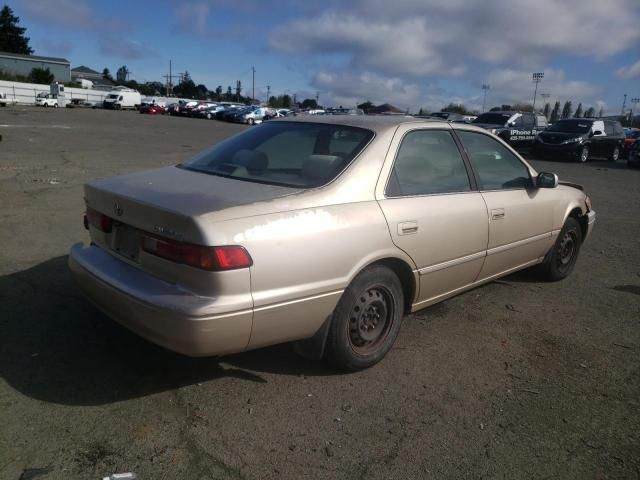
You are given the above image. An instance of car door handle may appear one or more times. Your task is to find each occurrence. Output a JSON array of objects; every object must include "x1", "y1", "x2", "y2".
[
  {"x1": 491, "y1": 208, "x2": 505, "y2": 220},
  {"x1": 398, "y1": 221, "x2": 418, "y2": 235}
]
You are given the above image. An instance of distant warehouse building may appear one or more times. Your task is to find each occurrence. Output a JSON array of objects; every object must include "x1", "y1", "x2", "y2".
[{"x1": 0, "y1": 51, "x2": 71, "y2": 82}]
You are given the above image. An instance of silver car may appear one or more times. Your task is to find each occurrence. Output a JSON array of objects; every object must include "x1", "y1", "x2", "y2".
[{"x1": 69, "y1": 116, "x2": 595, "y2": 371}]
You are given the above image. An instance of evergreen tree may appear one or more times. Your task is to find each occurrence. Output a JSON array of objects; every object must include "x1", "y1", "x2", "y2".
[
  {"x1": 418, "y1": 108, "x2": 424, "y2": 115},
  {"x1": 574, "y1": 102, "x2": 583, "y2": 118},
  {"x1": 0, "y1": 6, "x2": 33, "y2": 55},
  {"x1": 215, "y1": 85, "x2": 222, "y2": 101},
  {"x1": 598, "y1": 106, "x2": 604, "y2": 118},
  {"x1": 116, "y1": 65, "x2": 129, "y2": 82},
  {"x1": 550, "y1": 101, "x2": 561, "y2": 123},
  {"x1": 226, "y1": 86, "x2": 232, "y2": 100},
  {"x1": 102, "y1": 68, "x2": 113, "y2": 81},
  {"x1": 542, "y1": 103, "x2": 550, "y2": 119},
  {"x1": 584, "y1": 107, "x2": 595, "y2": 118},
  {"x1": 561, "y1": 101, "x2": 573, "y2": 119},
  {"x1": 29, "y1": 67, "x2": 53, "y2": 84}
]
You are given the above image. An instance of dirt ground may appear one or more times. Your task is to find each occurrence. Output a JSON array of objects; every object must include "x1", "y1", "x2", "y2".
[{"x1": 0, "y1": 107, "x2": 638, "y2": 480}]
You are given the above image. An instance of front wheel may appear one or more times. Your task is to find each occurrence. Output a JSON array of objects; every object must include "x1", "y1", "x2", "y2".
[
  {"x1": 578, "y1": 145, "x2": 589, "y2": 163},
  {"x1": 609, "y1": 145, "x2": 620, "y2": 162},
  {"x1": 325, "y1": 265, "x2": 404, "y2": 371},
  {"x1": 539, "y1": 217, "x2": 583, "y2": 281},
  {"x1": 247, "y1": 118, "x2": 255, "y2": 125},
  {"x1": 53, "y1": 103, "x2": 58, "y2": 108}
]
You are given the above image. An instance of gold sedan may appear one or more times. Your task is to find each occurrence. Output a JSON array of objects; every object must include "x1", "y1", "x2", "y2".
[{"x1": 69, "y1": 116, "x2": 595, "y2": 371}]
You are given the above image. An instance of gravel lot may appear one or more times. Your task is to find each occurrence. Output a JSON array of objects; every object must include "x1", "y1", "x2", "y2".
[{"x1": 1, "y1": 107, "x2": 639, "y2": 480}]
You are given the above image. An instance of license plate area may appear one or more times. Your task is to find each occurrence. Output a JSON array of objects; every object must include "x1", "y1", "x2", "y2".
[{"x1": 112, "y1": 223, "x2": 140, "y2": 262}]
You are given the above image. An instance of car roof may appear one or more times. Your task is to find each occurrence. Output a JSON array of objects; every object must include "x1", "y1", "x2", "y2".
[{"x1": 271, "y1": 114, "x2": 452, "y2": 134}]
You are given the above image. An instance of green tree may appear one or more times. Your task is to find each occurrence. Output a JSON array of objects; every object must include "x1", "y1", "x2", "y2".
[
  {"x1": 102, "y1": 68, "x2": 113, "y2": 81},
  {"x1": 0, "y1": 6, "x2": 33, "y2": 55},
  {"x1": 561, "y1": 101, "x2": 573, "y2": 119},
  {"x1": 215, "y1": 85, "x2": 222, "y2": 101},
  {"x1": 574, "y1": 102, "x2": 583, "y2": 118},
  {"x1": 441, "y1": 102, "x2": 472, "y2": 115},
  {"x1": 418, "y1": 107, "x2": 424, "y2": 115},
  {"x1": 542, "y1": 103, "x2": 550, "y2": 119},
  {"x1": 550, "y1": 101, "x2": 561, "y2": 123},
  {"x1": 301, "y1": 98, "x2": 318, "y2": 109},
  {"x1": 584, "y1": 107, "x2": 595, "y2": 118},
  {"x1": 195, "y1": 84, "x2": 208, "y2": 100},
  {"x1": 226, "y1": 85, "x2": 232, "y2": 100},
  {"x1": 357, "y1": 101, "x2": 374, "y2": 113},
  {"x1": 598, "y1": 106, "x2": 604, "y2": 118},
  {"x1": 173, "y1": 76, "x2": 197, "y2": 98},
  {"x1": 511, "y1": 103, "x2": 533, "y2": 112},
  {"x1": 116, "y1": 65, "x2": 129, "y2": 82},
  {"x1": 29, "y1": 67, "x2": 53, "y2": 84},
  {"x1": 235, "y1": 80, "x2": 242, "y2": 102},
  {"x1": 281, "y1": 94, "x2": 292, "y2": 109}
]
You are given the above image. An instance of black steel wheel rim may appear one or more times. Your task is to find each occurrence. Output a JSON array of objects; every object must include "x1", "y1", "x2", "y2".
[
  {"x1": 556, "y1": 229, "x2": 577, "y2": 271},
  {"x1": 348, "y1": 285, "x2": 394, "y2": 355}
]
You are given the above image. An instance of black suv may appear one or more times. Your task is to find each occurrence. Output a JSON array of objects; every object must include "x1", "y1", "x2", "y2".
[
  {"x1": 535, "y1": 119, "x2": 625, "y2": 163},
  {"x1": 471, "y1": 111, "x2": 548, "y2": 149}
]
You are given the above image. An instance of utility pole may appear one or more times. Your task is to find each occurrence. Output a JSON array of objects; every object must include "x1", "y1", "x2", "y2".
[
  {"x1": 481, "y1": 84, "x2": 490, "y2": 112},
  {"x1": 266, "y1": 85, "x2": 271, "y2": 106},
  {"x1": 531, "y1": 72, "x2": 544, "y2": 111},
  {"x1": 621, "y1": 94, "x2": 628, "y2": 115},
  {"x1": 252, "y1": 66, "x2": 255, "y2": 103}
]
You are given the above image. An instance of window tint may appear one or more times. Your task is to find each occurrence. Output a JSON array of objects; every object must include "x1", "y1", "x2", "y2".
[
  {"x1": 457, "y1": 130, "x2": 531, "y2": 190},
  {"x1": 387, "y1": 130, "x2": 470, "y2": 196},
  {"x1": 183, "y1": 122, "x2": 373, "y2": 188},
  {"x1": 521, "y1": 114, "x2": 535, "y2": 128},
  {"x1": 511, "y1": 116, "x2": 524, "y2": 127},
  {"x1": 604, "y1": 122, "x2": 614, "y2": 136},
  {"x1": 536, "y1": 115, "x2": 548, "y2": 128}
]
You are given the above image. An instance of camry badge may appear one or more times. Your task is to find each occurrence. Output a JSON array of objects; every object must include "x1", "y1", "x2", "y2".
[{"x1": 113, "y1": 201, "x2": 123, "y2": 217}]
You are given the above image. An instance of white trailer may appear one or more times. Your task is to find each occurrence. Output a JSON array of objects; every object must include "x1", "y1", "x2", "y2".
[{"x1": 103, "y1": 87, "x2": 141, "y2": 110}]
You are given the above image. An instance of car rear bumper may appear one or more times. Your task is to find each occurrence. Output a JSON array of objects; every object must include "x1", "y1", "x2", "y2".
[
  {"x1": 68, "y1": 243, "x2": 253, "y2": 357},
  {"x1": 584, "y1": 210, "x2": 596, "y2": 242}
]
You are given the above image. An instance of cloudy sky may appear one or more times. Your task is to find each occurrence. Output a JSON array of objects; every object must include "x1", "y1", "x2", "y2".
[{"x1": 11, "y1": 0, "x2": 640, "y2": 114}]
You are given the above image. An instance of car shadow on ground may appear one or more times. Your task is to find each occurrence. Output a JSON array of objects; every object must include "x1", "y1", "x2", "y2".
[{"x1": 0, "y1": 256, "x2": 333, "y2": 407}]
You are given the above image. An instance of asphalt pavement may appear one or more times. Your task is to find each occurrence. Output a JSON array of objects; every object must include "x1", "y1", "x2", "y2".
[{"x1": 0, "y1": 107, "x2": 638, "y2": 479}]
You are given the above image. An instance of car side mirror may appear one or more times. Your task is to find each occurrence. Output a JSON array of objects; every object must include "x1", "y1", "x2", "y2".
[
  {"x1": 536, "y1": 172, "x2": 558, "y2": 188},
  {"x1": 592, "y1": 130, "x2": 602, "y2": 136}
]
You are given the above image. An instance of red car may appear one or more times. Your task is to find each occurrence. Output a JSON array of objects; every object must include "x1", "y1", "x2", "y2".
[{"x1": 139, "y1": 104, "x2": 166, "y2": 114}]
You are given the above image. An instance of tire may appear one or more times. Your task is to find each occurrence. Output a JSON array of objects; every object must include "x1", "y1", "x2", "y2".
[
  {"x1": 206, "y1": 113, "x2": 212, "y2": 120},
  {"x1": 43, "y1": 103, "x2": 48, "y2": 108},
  {"x1": 325, "y1": 265, "x2": 404, "y2": 371},
  {"x1": 578, "y1": 145, "x2": 589, "y2": 163},
  {"x1": 53, "y1": 103, "x2": 58, "y2": 108},
  {"x1": 247, "y1": 118, "x2": 255, "y2": 125},
  {"x1": 539, "y1": 217, "x2": 583, "y2": 281},
  {"x1": 609, "y1": 145, "x2": 620, "y2": 162}
]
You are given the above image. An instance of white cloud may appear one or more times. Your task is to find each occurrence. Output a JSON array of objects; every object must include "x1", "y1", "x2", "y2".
[
  {"x1": 616, "y1": 60, "x2": 640, "y2": 80},
  {"x1": 270, "y1": 0, "x2": 640, "y2": 77}
]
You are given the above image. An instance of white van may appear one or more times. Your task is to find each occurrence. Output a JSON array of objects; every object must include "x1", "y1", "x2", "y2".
[{"x1": 103, "y1": 88, "x2": 141, "y2": 110}]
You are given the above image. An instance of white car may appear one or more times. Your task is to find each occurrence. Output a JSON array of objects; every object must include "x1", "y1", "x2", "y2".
[{"x1": 36, "y1": 94, "x2": 58, "y2": 108}]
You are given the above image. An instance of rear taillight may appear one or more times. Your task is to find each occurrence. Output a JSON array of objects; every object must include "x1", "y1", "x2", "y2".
[
  {"x1": 141, "y1": 234, "x2": 252, "y2": 271},
  {"x1": 85, "y1": 207, "x2": 113, "y2": 233}
]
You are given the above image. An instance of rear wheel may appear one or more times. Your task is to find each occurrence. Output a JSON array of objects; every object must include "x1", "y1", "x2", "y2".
[
  {"x1": 539, "y1": 217, "x2": 583, "y2": 281},
  {"x1": 325, "y1": 265, "x2": 404, "y2": 371},
  {"x1": 247, "y1": 118, "x2": 255, "y2": 125},
  {"x1": 609, "y1": 145, "x2": 620, "y2": 162},
  {"x1": 43, "y1": 103, "x2": 48, "y2": 108},
  {"x1": 578, "y1": 145, "x2": 589, "y2": 163}
]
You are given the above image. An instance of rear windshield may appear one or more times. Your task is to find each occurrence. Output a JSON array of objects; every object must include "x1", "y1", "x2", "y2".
[
  {"x1": 472, "y1": 113, "x2": 511, "y2": 125},
  {"x1": 546, "y1": 120, "x2": 593, "y2": 133},
  {"x1": 181, "y1": 122, "x2": 374, "y2": 188}
]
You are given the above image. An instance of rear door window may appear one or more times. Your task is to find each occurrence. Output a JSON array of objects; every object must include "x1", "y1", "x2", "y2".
[
  {"x1": 521, "y1": 114, "x2": 535, "y2": 129},
  {"x1": 604, "y1": 122, "x2": 614, "y2": 136},
  {"x1": 386, "y1": 130, "x2": 471, "y2": 196}
]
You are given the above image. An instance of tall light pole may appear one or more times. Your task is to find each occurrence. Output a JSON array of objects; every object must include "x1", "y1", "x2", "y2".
[
  {"x1": 531, "y1": 72, "x2": 544, "y2": 111},
  {"x1": 251, "y1": 66, "x2": 255, "y2": 103},
  {"x1": 481, "y1": 84, "x2": 490, "y2": 112}
]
